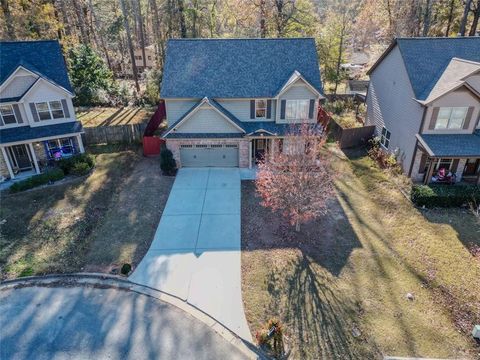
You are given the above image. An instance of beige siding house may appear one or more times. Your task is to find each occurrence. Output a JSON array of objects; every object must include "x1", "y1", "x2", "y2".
[
  {"x1": 366, "y1": 37, "x2": 480, "y2": 184},
  {"x1": 160, "y1": 38, "x2": 324, "y2": 168},
  {"x1": 0, "y1": 40, "x2": 84, "y2": 182}
]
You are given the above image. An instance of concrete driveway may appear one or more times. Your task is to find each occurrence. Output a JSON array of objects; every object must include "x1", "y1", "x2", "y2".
[
  {"x1": 0, "y1": 284, "x2": 248, "y2": 360},
  {"x1": 130, "y1": 168, "x2": 251, "y2": 341}
]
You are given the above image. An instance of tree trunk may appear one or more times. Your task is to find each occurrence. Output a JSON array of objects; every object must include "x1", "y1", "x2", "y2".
[
  {"x1": 260, "y1": 0, "x2": 267, "y2": 38},
  {"x1": 422, "y1": 0, "x2": 432, "y2": 36},
  {"x1": 209, "y1": 0, "x2": 217, "y2": 37},
  {"x1": 459, "y1": 0, "x2": 473, "y2": 36},
  {"x1": 295, "y1": 220, "x2": 300, "y2": 232},
  {"x1": 177, "y1": 0, "x2": 187, "y2": 38},
  {"x1": 469, "y1": 0, "x2": 480, "y2": 36},
  {"x1": 119, "y1": 0, "x2": 140, "y2": 92},
  {"x1": 72, "y1": 0, "x2": 89, "y2": 43},
  {"x1": 333, "y1": 14, "x2": 346, "y2": 95},
  {"x1": 1, "y1": 0, "x2": 15, "y2": 39},
  {"x1": 88, "y1": 0, "x2": 113, "y2": 73},
  {"x1": 445, "y1": 0, "x2": 456, "y2": 36},
  {"x1": 56, "y1": 0, "x2": 72, "y2": 36},
  {"x1": 134, "y1": 0, "x2": 147, "y2": 68},
  {"x1": 149, "y1": 0, "x2": 162, "y2": 59}
]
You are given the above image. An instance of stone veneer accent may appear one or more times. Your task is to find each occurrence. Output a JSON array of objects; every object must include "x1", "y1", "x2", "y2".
[
  {"x1": 166, "y1": 139, "x2": 250, "y2": 168},
  {"x1": 411, "y1": 149, "x2": 466, "y2": 183}
]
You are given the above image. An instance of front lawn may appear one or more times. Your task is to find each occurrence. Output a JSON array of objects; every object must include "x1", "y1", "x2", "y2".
[
  {"x1": 241, "y1": 147, "x2": 480, "y2": 359},
  {"x1": 0, "y1": 147, "x2": 173, "y2": 279}
]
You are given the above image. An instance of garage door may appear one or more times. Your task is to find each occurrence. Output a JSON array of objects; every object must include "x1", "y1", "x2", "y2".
[{"x1": 180, "y1": 144, "x2": 239, "y2": 167}]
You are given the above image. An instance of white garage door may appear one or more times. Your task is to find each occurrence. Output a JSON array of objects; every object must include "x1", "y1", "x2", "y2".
[{"x1": 180, "y1": 144, "x2": 239, "y2": 167}]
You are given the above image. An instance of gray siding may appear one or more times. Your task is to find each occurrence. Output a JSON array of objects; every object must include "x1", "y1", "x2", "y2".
[
  {"x1": 165, "y1": 99, "x2": 199, "y2": 125},
  {"x1": 218, "y1": 99, "x2": 276, "y2": 122},
  {"x1": 175, "y1": 107, "x2": 242, "y2": 133},
  {"x1": 0, "y1": 75, "x2": 38, "y2": 99},
  {"x1": 366, "y1": 45, "x2": 424, "y2": 173},
  {"x1": 279, "y1": 83, "x2": 317, "y2": 100}
]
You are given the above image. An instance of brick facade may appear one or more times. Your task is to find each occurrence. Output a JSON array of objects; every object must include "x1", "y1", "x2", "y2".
[{"x1": 166, "y1": 139, "x2": 250, "y2": 168}]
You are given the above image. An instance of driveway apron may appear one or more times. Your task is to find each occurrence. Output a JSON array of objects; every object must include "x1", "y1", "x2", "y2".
[{"x1": 130, "y1": 168, "x2": 252, "y2": 341}]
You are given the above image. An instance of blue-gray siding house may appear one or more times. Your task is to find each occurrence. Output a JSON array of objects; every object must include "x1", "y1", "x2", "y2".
[
  {"x1": 366, "y1": 37, "x2": 480, "y2": 184},
  {"x1": 0, "y1": 40, "x2": 85, "y2": 181},
  {"x1": 160, "y1": 38, "x2": 324, "y2": 168}
]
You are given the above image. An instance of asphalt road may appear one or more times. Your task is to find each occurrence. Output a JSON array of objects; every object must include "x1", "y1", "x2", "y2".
[{"x1": 0, "y1": 284, "x2": 248, "y2": 360}]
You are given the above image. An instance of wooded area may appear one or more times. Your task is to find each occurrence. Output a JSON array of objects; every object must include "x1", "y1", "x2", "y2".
[{"x1": 1, "y1": 0, "x2": 479, "y2": 104}]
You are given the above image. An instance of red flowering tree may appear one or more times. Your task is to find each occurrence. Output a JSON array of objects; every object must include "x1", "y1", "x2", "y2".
[{"x1": 255, "y1": 123, "x2": 335, "y2": 232}]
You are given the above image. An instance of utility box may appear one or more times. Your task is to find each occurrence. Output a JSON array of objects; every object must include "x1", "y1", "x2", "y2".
[{"x1": 473, "y1": 325, "x2": 480, "y2": 339}]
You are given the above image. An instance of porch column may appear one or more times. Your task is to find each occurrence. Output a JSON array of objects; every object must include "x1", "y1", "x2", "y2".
[
  {"x1": 0, "y1": 146, "x2": 15, "y2": 179},
  {"x1": 270, "y1": 139, "x2": 274, "y2": 159},
  {"x1": 424, "y1": 159, "x2": 436, "y2": 185},
  {"x1": 76, "y1": 134, "x2": 85, "y2": 153},
  {"x1": 248, "y1": 140, "x2": 252, "y2": 169},
  {"x1": 28, "y1": 143, "x2": 40, "y2": 174}
]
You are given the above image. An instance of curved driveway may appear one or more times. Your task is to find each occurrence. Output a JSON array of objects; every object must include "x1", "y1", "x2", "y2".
[
  {"x1": 0, "y1": 284, "x2": 249, "y2": 360},
  {"x1": 130, "y1": 168, "x2": 252, "y2": 341}
]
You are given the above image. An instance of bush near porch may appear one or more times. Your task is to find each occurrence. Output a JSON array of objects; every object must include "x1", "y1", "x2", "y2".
[
  {"x1": 411, "y1": 184, "x2": 480, "y2": 208},
  {"x1": 10, "y1": 168, "x2": 65, "y2": 193}
]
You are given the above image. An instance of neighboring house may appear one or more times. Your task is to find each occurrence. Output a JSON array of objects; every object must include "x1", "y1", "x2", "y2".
[
  {"x1": 347, "y1": 80, "x2": 369, "y2": 97},
  {"x1": 160, "y1": 38, "x2": 324, "y2": 168},
  {"x1": 125, "y1": 45, "x2": 156, "y2": 74},
  {"x1": 0, "y1": 40, "x2": 84, "y2": 181},
  {"x1": 366, "y1": 37, "x2": 480, "y2": 184}
]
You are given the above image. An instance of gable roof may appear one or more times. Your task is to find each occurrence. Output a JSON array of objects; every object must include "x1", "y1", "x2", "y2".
[
  {"x1": 160, "y1": 38, "x2": 323, "y2": 98},
  {"x1": 0, "y1": 40, "x2": 73, "y2": 93},
  {"x1": 368, "y1": 37, "x2": 480, "y2": 101}
]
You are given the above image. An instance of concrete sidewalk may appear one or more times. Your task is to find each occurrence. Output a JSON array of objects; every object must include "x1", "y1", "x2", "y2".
[{"x1": 130, "y1": 168, "x2": 252, "y2": 341}]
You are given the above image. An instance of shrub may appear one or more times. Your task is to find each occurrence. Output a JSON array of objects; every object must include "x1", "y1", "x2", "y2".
[
  {"x1": 160, "y1": 149, "x2": 177, "y2": 175},
  {"x1": 121, "y1": 263, "x2": 132, "y2": 275},
  {"x1": 58, "y1": 153, "x2": 95, "y2": 175},
  {"x1": 255, "y1": 318, "x2": 284, "y2": 357},
  {"x1": 71, "y1": 162, "x2": 92, "y2": 176},
  {"x1": 411, "y1": 184, "x2": 480, "y2": 207},
  {"x1": 10, "y1": 168, "x2": 65, "y2": 193}
]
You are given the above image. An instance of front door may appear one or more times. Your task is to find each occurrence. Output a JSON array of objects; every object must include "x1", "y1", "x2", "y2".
[
  {"x1": 463, "y1": 159, "x2": 480, "y2": 176},
  {"x1": 253, "y1": 139, "x2": 269, "y2": 162},
  {"x1": 8, "y1": 144, "x2": 32, "y2": 171}
]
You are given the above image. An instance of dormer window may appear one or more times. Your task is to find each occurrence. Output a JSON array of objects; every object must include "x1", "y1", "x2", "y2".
[
  {"x1": 35, "y1": 101, "x2": 65, "y2": 120},
  {"x1": 255, "y1": 99, "x2": 266, "y2": 118},
  {"x1": 435, "y1": 107, "x2": 467, "y2": 130},
  {"x1": 0, "y1": 105, "x2": 17, "y2": 124}
]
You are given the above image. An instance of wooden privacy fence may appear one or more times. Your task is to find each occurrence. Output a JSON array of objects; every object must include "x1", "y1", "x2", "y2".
[
  {"x1": 329, "y1": 120, "x2": 375, "y2": 149},
  {"x1": 82, "y1": 123, "x2": 148, "y2": 145}
]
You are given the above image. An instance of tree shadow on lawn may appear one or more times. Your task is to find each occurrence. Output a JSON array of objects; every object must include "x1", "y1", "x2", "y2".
[{"x1": 0, "y1": 150, "x2": 153, "y2": 279}]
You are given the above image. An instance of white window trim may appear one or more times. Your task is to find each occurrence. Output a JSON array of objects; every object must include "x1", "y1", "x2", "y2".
[
  {"x1": 435, "y1": 107, "x2": 468, "y2": 130},
  {"x1": 380, "y1": 127, "x2": 391, "y2": 149},
  {"x1": 35, "y1": 100, "x2": 65, "y2": 121},
  {"x1": 255, "y1": 99, "x2": 267, "y2": 119},
  {"x1": 285, "y1": 99, "x2": 309, "y2": 120},
  {"x1": 0, "y1": 104, "x2": 18, "y2": 125},
  {"x1": 46, "y1": 137, "x2": 74, "y2": 158}
]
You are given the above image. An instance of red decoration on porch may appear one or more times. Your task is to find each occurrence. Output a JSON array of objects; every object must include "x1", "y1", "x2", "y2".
[{"x1": 317, "y1": 103, "x2": 332, "y2": 128}]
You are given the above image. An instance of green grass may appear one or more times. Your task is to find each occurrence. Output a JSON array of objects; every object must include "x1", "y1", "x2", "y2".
[
  {"x1": 0, "y1": 149, "x2": 173, "y2": 279},
  {"x1": 241, "y1": 146, "x2": 480, "y2": 359}
]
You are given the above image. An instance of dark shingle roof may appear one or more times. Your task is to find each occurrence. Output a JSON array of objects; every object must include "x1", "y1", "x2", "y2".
[
  {"x1": 0, "y1": 121, "x2": 83, "y2": 144},
  {"x1": 418, "y1": 131, "x2": 480, "y2": 157},
  {"x1": 160, "y1": 38, "x2": 323, "y2": 98},
  {"x1": 396, "y1": 37, "x2": 480, "y2": 100},
  {"x1": 0, "y1": 40, "x2": 73, "y2": 93}
]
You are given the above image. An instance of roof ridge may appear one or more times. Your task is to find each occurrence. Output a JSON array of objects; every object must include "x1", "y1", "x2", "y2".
[
  {"x1": 396, "y1": 36, "x2": 480, "y2": 40},
  {"x1": 0, "y1": 39, "x2": 60, "y2": 44}
]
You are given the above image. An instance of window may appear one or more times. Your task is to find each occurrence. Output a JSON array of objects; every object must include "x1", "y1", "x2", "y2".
[
  {"x1": 147, "y1": 56, "x2": 152, "y2": 60},
  {"x1": 135, "y1": 55, "x2": 142, "y2": 60},
  {"x1": 435, "y1": 107, "x2": 468, "y2": 129},
  {"x1": 380, "y1": 127, "x2": 391, "y2": 148},
  {"x1": 285, "y1": 99, "x2": 309, "y2": 120},
  {"x1": 46, "y1": 138, "x2": 74, "y2": 158},
  {"x1": 35, "y1": 101, "x2": 65, "y2": 121},
  {"x1": 255, "y1": 99, "x2": 267, "y2": 118},
  {"x1": 0, "y1": 105, "x2": 17, "y2": 124}
]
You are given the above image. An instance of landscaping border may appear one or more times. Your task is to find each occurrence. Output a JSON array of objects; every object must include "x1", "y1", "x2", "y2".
[{"x1": 0, "y1": 273, "x2": 263, "y2": 360}]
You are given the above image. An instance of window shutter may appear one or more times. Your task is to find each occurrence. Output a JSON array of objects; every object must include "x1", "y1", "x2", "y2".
[
  {"x1": 418, "y1": 154, "x2": 427, "y2": 174},
  {"x1": 429, "y1": 107, "x2": 439, "y2": 130},
  {"x1": 250, "y1": 100, "x2": 255, "y2": 119},
  {"x1": 0, "y1": 115, "x2": 3, "y2": 126},
  {"x1": 12, "y1": 104, "x2": 23, "y2": 124},
  {"x1": 463, "y1": 106, "x2": 474, "y2": 129},
  {"x1": 29, "y1": 103, "x2": 40, "y2": 122},
  {"x1": 308, "y1": 99, "x2": 315, "y2": 119},
  {"x1": 61, "y1": 99, "x2": 70, "y2": 118},
  {"x1": 451, "y1": 159, "x2": 459, "y2": 173},
  {"x1": 280, "y1": 100, "x2": 286, "y2": 120},
  {"x1": 266, "y1": 100, "x2": 272, "y2": 119}
]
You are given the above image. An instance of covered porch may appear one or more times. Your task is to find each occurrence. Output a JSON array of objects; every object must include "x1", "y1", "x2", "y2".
[{"x1": 414, "y1": 132, "x2": 480, "y2": 185}]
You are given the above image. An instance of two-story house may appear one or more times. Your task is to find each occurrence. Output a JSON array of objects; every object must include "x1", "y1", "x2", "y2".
[
  {"x1": 0, "y1": 40, "x2": 84, "y2": 181},
  {"x1": 160, "y1": 38, "x2": 324, "y2": 168},
  {"x1": 366, "y1": 37, "x2": 480, "y2": 184}
]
